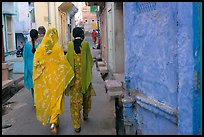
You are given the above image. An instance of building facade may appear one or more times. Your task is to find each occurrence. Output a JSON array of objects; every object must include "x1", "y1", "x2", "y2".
[
  {"x1": 123, "y1": 2, "x2": 201, "y2": 135},
  {"x1": 87, "y1": 2, "x2": 125, "y2": 76},
  {"x1": 2, "y1": 2, "x2": 18, "y2": 58},
  {"x1": 34, "y1": 2, "x2": 78, "y2": 52},
  {"x1": 81, "y1": 2, "x2": 98, "y2": 33},
  {"x1": 87, "y1": 2, "x2": 202, "y2": 135}
]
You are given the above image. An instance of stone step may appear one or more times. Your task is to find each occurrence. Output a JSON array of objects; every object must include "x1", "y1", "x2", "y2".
[
  {"x1": 96, "y1": 61, "x2": 105, "y2": 71},
  {"x1": 13, "y1": 74, "x2": 24, "y2": 84},
  {"x1": 113, "y1": 73, "x2": 125, "y2": 89},
  {"x1": 107, "y1": 90, "x2": 123, "y2": 97},
  {"x1": 99, "y1": 66, "x2": 108, "y2": 74},
  {"x1": 105, "y1": 80, "x2": 123, "y2": 91},
  {"x1": 2, "y1": 80, "x2": 14, "y2": 90},
  {"x1": 98, "y1": 61, "x2": 106, "y2": 67},
  {"x1": 105, "y1": 80, "x2": 123, "y2": 101},
  {"x1": 13, "y1": 74, "x2": 24, "y2": 91}
]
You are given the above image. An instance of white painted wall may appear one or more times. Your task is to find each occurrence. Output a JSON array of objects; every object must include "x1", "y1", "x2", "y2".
[{"x1": 15, "y1": 2, "x2": 31, "y2": 34}]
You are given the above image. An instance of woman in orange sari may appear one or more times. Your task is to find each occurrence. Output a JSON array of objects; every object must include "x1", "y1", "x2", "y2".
[
  {"x1": 91, "y1": 29, "x2": 97, "y2": 44},
  {"x1": 33, "y1": 28, "x2": 74, "y2": 135}
]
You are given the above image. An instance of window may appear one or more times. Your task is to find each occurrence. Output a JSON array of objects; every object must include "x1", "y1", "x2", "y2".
[
  {"x1": 136, "y1": 2, "x2": 156, "y2": 14},
  {"x1": 6, "y1": 15, "x2": 14, "y2": 52}
]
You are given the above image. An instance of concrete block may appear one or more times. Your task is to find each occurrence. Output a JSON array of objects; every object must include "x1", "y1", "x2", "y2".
[
  {"x1": 113, "y1": 73, "x2": 124, "y2": 83},
  {"x1": 96, "y1": 61, "x2": 105, "y2": 71},
  {"x1": 105, "y1": 79, "x2": 123, "y2": 101},
  {"x1": 99, "y1": 66, "x2": 108, "y2": 74},
  {"x1": 96, "y1": 54, "x2": 102, "y2": 61},
  {"x1": 107, "y1": 90, "x2": 123, "y2": 97},
  {"x1": 105, "y1": 80, "x2": 122, "y2": 91},
  {"x1": 113, "y1": 73, "x2": 125, "y2": 89},
  {"x1": 2, "y1": 80, "x2": 14, "y2": 90},
  {"x1": 98, "y1": 61, "x2": 106, "y2": 67}
]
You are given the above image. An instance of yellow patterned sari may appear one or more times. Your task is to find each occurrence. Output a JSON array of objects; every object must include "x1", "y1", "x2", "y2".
[{"x1": 33, "y1": 28, "x2": 74, "y2": 126}]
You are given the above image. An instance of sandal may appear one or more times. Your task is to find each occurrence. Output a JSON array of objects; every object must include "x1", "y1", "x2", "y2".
[
  {"x1": 74, "y1": 127, "x2": 81, "y2": 133},
  {"x1": 83, "y1": 116, "x2": 88, "y2": 121},
  {"x1": 50, "y1": 124, "x2": 58, "y2": 135}
]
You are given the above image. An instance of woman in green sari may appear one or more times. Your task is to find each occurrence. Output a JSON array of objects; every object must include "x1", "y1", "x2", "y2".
[{"x1": 66, "y1": 27, "x2": 96, "y2": 133}]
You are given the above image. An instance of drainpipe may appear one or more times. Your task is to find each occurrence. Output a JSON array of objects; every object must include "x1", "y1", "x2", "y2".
[
  {"x1": 2, "y1": 25, "x2": 5, "y2": 62},
  {"x1": 121, "y1": 76, "x2": 135, "y2": 135},
  {"x1": 54, "y1": 2, "x2": 57, "y2": 28},
  {"x1": 47, "y1": 2, "x2": 51, "y2": 26}
]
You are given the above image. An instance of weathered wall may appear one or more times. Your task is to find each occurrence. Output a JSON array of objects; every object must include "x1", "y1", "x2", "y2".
[
  {"x1": 123, "y1": 2, "x2": 200, "y2": 135},
  {"x1": 34, "y1": 2, "x2": 49, "y2": 29},
  {"x1": 177, "y1": 2, "x2": 201, "y2": 134},
  {"x1": 15, "y1": 2, "x2": 30, "y2": 34},
  {"x1": 176, "y1": 3, "x2": 194, "y2": 134},
  {"x1": 106, "y1": 2, "x2": 115, "y2": 72},
  {"x1": 100, "y1": 8, "x2": 107, "y2": 63},
  {"x1": 124, "y1": 2, "x2": 178, "y2": 107},
  {"x1": 2, "y1": 2, "x2": 17, "y2": 53},
  {"x1": 2, "y1": 2, "x2": 16, "y2": 14},
  {"x1": 113, "y1": 2, "x2": 124, "y2": 74},
  {"x1": 135, "y1": 105, "x2": 177, "y2": 135}
]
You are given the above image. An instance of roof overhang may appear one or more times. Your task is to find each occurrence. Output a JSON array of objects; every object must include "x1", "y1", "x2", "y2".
[
  {"x1": 58, "y1": 2, "x2": 74, "y2": 13},
  {"x1": 58, "y1": 2, "x2": 78, "y2": 17},
  {"x1": 2, "y1": 12, "x2": 17, "y2": 15}
]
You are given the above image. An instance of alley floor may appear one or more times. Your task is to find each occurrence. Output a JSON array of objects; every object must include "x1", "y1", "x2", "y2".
[{"x1": 2, "y1": 35, "x2": 116, "y2": 135}]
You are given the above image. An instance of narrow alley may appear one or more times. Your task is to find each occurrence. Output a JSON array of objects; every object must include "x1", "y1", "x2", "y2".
[
  {"x1": 2, "y1": 35, "x2": 117, "y2": 135},
  {"x1": 2, "y1": 2, "x2": 202, "y2": 135}
]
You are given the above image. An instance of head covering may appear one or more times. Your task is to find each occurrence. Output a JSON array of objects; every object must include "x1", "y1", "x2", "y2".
[
  {"x1": 41, "y1": 28, "x2": 59, "y2": 54},
  {"x1": 73, "y1": 27, "x2": 84, "y2": 39},
  {"x1": 33, "y1": 27, "x2": 74, "y2": 126},
  {"x1": 72, "y1": 27, "x2": 84, "y2": 54}
]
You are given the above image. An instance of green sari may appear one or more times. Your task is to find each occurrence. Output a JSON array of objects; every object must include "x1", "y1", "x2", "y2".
[{"x1": 65, "y1": 41, "x2": 96, "y2": 96}]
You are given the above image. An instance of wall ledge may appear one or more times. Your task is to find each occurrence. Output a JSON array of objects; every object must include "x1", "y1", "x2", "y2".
[{"x1": 130, "y1": 91, "x2": 178, "y2": 124}]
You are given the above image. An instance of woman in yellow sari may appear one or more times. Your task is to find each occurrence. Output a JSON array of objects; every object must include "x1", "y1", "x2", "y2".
[{"x1": 33, "y1": 28, "x2": 74, "y2": 135}]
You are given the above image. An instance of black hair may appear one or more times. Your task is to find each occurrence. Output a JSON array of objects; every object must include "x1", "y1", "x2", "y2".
[
  {"x1": 38, "y1": 26, "x2": 46, "y2": 35},
  {"x1": 30, "y1": 29, "x2": 38, "y2": 54},
  {"x1": 72, "y1": 27, "x2": 84, "y2": 54}
]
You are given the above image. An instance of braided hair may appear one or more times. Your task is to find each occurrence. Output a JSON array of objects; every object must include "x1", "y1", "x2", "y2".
[
  {"x1": 72, "y1": 27, "x2": 84, "y2": 54},
  {"x1": 30, "y1": 29, "x2": 38, "y2": 54}
]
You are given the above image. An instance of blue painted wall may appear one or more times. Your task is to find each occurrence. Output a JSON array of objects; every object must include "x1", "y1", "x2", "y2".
[
  {"x1": 6, "y1": 57, "x2": 24, "y2": 73},
  {"x1": 123, "y1": 2, "x2": 201, "y2": 135},
  {"x1": 124, "y1": 2, "x2": 178, "y2": 108},
  {"x1": 199, "y1": 2, "x2": 202, "y2": 134},
  {"x1": 176, "y1": 2, "x2": 194, "y2": 135},
  {"x1": 177, "y1": 2, "x2": 201, "y2": 135}
]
